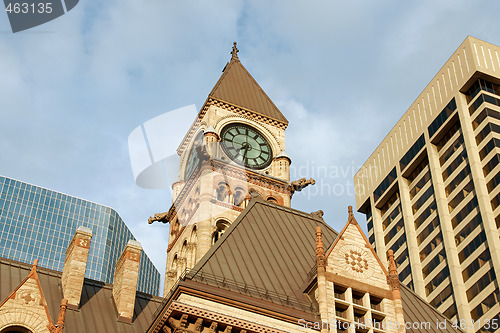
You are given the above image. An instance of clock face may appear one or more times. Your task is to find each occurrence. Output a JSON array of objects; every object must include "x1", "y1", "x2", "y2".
[
  {"x1": 220, "y1": 123, "x2": 272, "y2": 169},
  {"x1": 185, "y1": 132, "x2": 204, "y2": 180}
]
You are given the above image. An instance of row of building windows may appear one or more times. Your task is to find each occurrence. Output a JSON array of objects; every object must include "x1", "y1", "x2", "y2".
[
  {"x1": 409, "y1": 170, "x2": 431, "y2": 200},
  {"x1": 469, "y1": 93, "x2": 500, "y2": 116},
  {"x1": 448, "y1": 181, "x2": 474, "y2": 213},
  {"x1": 463, "y1": 249, "x2": 491, "y2": 283},
  {"x1": 486, "y1": 173, "x2": 500, "y2": 193},
  {"x1": 429, "y1": 283, "x2": 453, "y2": 309},
  {"x1": 470, "y1": 289, "x2": 500, "y2": 321},
  {"x1": 373, "y1": 168, "x2": 397, "y2": 203},
  {"x1": 483, "y1": 154, "x2": 499, "y2": 177},
  {"x1": 428, "y1": 98, "x2": 457, "y2": 138},
  {"x1": 451, "y1": 197, "x2": 478, "y2": 228},
  {"x1": 400, "y1": 135, "x2": 426, "y2": 171},
  {"x1": 422, "y1": 249, "x2": 446, "y2": 279},
  {"x1": 399, "y1": 263, "x2": 412, "y2": 281},
  {"x1": 473, "y1": 108, "x2": 500, "y2": 130},
  {"x1": 414, "y1": 201, "x2": 437, "y2": 230},
  {"x1": 466, "y1": 268, "x2": 496, "y2": 302},
  {"x1": 466, "y1": 78, "x2": 500, "y2": 103},
  {"x1": 425, "y1": 266, "x2": 449, "y2": 296},
  {"x1": 382, "y1": 202, "x2": 401, "y2": 231},
  {"x1": 442, "y1": 149, "x2": 468, "y2": 182},
  {"x1": 455, "y1": 214, "x2": 482, "y2": 246},
  {"x1": 417, "y1": 215, "x2": 440, "y2": 245},
  {"x1": 412, "y1": 185, "x2": 435, "y2": 214},
  {"x1": 492, "y1": 196, "x2": 500, "y2": 211},
  {"x1": 436, "y1": 121, "x2": 460, "y2": 151},
  {"x1": 384, "y1": 218, "x2": 404, "y2": 244},
  {"x1": 445, "y1": 166, "x2": 471, "y2": 197},
  {"x1": 406, "y1": 157, "x2": 429, "y2": 183},
  {"x1": 458, "y1": 230, "x2": 486, "y2": 264},
  {"x1": 476, "y1": 123, "x2": 500, "y2": 146},
  {"x1": 440, "y1": 134, "x2": 464, "y2": 166},
  {"x1": 479, "y1": 138, "x2": 500, "y2": 161},
  {"x1": 420, "y1": 232, "x2": 443, "y2": 261}
]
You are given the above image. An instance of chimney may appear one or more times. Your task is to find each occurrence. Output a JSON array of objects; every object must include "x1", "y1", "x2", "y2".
[
  {"x1": 113, "y1": 240, "x2": 142, "y2": 323},
  {"x1": 61, "y1": 226, "x2": 92, "y2": 309}
]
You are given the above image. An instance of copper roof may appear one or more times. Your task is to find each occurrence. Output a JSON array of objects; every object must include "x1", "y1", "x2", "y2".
[
  {"x1": 0, "y1": 257, "x2": 163, "y2": 333},
  {"x1": 207, "y1": 50, "x2": 288, "y2": 125},
  {"x1": 189, "y1": 198, "x2": 338, "y2": 304}
]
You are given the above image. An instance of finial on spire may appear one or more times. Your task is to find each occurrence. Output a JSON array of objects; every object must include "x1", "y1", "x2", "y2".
[
  {"x1": 388, "y1": 250, "x2": 398, "y2": 275},
  {"x1": 347, "y1": 205, "x2": 357, "y2": 224},
  {"x1": 231, "y1": 42, "x2": 239, "y2": 60},
  {"x1": 315, "y1": 226, "x2": 326, "y2": 268},
  {"x1": 387, "y1": 249, "x2": 400, "y2": 290},
  {"x1": 31, "y1": 259, "x2": 39, "y2": 272}
]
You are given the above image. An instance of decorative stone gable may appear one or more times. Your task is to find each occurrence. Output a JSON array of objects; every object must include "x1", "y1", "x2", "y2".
[
  {"x1": 0, "y1": 260, "x2": 66, "y2": 333},
  {"x1": 325, "y1": 207, "x2": 389, "y2": 290},
  {"x1": 314, "y1": 207, "x2": 405, "y2": 333}
]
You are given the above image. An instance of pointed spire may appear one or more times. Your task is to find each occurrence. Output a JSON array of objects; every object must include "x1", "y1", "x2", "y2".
[
  {"x1": 348, "y1": 205, "x2": 357, "y2": 225},
  {"x1": 31, "y1": 259, "x2": 39, "y2": 273},
  {"x1": 388, "y1": 250, "x2": 398, "y2": 275},
  {"x1": 56, "y1": 298, "x2": 68, "y2": 326},
  {"x1": 387, "y1": 249, "x2": 400, "y2": 290},
  {"x1": 315, "y1": 226, "x2": 326, "y2": 268},
  {"x1": 231, "y1": 42, "x2": 239, "y2": 61}
]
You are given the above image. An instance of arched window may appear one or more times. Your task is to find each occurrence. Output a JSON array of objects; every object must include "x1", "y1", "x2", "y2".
[
  {"x1": 233, "y1": 188, "x2": 246, "y2": 207},
  {"x1": 180, "y1": 240, "x2": 187, "y2": 257},
  {"x1": 190, "y1": 226, "x2": 197, "y2": 243},
  {"x1": 216, "y1": 183, "x2": 230, "y2": 202},
  {"x1": 267, "y1": 197, "x2": 278, "y2": 204},
  {"x1": 1, "y1": 326, "x2": 33, "y2": 333},
  {"x1": 171, "y1": 254, "x2": 178, "y2": 271},
  {"x1": 171, "y1": 217, "x2": 180, "y2": 236},
  {"x1": 212, "y1": 220, "x2": 231, "y2": 245}
]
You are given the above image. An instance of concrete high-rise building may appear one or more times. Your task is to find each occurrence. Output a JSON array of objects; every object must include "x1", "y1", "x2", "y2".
[
  {"x1": 0, "y1": 175, "x2": 161, "y2": 295},
  {"x1": 354, "y1": 36, "x2": 500, "y2": 332}
]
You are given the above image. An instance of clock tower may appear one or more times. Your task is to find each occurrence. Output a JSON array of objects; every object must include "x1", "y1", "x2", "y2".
[{"x1": 150, "y1": 43, "x2": 308, "y2": 294}]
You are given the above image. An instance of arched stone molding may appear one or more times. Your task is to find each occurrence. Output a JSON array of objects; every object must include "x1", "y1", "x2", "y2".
[
  {"x1": 213, "y1": 115, "x2": 284, "y2": 154},
  {"x1": 211, "y1": 219, "x2": 231, "y2": 245},
  {"x1": 0, "y1": 309, "x2": 49, "y2": 333}
]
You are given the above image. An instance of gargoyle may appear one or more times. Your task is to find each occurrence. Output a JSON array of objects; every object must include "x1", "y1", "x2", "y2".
[
  {"x1": 148, "y1": 212, "x2": 169, "y2": 224},
  {"x1": 248, "y1": 188, "x2": 262, "y2": 199},
  {"x1": 310, "y1": 210, "x2": 324, "y2": 220},
  {"x1": 287, "y1": 178, "x2": 316, "y2": 194}
]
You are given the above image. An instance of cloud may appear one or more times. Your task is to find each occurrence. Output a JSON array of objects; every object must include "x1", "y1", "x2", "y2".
[{"x1": 2, "y1": 0, "x2": 500, "y2": 295}]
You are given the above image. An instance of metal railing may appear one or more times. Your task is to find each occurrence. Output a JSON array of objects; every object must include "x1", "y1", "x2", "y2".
[{"x1": 152, "y1": 269, "x2": 319, "y2": 320}]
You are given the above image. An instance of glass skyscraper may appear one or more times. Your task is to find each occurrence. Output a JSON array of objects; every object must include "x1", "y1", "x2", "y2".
[
  {"x1": 355, "y1": 37, "x2": 500, "y2": 332},
  {"x1": 0, "y1": 175, "x2": 160, "y2": 296}
]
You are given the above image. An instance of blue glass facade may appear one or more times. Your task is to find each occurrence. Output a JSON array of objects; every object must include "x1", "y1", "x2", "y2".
[{"x1": 0, "y1": 175, "x2": 160, "y2": 295}]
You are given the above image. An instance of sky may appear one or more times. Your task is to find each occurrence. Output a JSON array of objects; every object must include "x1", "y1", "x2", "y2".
[{"x1": 2, "y1": 0, "x2": 500, "y2": 294}]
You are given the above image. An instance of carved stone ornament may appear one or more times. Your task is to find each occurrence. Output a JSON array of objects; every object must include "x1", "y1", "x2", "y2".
[
  {"x1": 338, "y1": 245, "x2": 374, "y2": 279},
  {"x1": 287, "y1": 178, "x2": 315, "y2": 194},
  {"x1": 148, "y1": 212, "x2": 169, "y2": 224}
]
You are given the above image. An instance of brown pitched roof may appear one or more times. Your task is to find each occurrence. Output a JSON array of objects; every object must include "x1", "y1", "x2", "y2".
[
  {"x1": 185, "y1": 200, "x2": 464, "y2": 333},
  {"x1": 189, "y1": 198, "x2": 338, "y2": 306},
  {"x1": 207, "y1": 53, "x2": 288, "y2": 125},
  {"x1": 0, "y1": 257, "x2": 163, "y2": 333}
]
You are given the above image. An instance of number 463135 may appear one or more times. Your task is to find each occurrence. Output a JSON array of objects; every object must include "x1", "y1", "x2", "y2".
[{"x1": 6, "y1": 2, "x2": 53, "y2": 14}]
